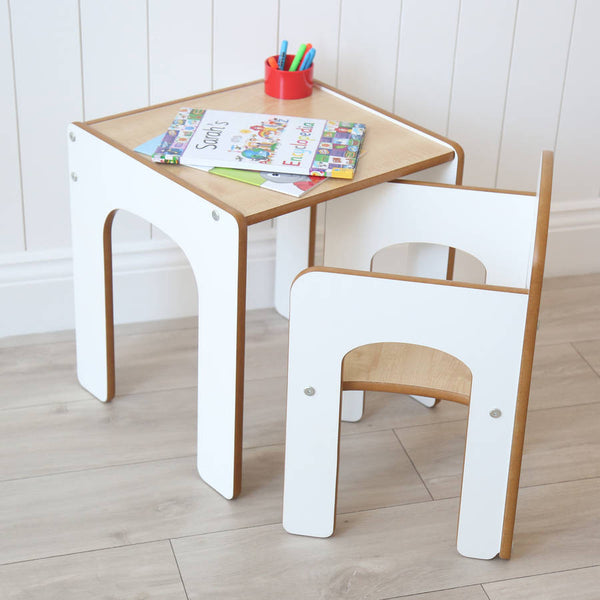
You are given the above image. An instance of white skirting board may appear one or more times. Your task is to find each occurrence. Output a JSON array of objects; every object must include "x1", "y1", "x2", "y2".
[
  {"x1": 545, "y1": 199, "x2": 600, "y2": 276},
  {"x1": 0, "y1": 200, "x2": 599, "y2": 337},
  {"x1": 0, "y1": 233, "x2": 275, "y2": 338}
]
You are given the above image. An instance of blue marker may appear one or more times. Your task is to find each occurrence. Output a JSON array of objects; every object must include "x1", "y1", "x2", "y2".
[
  {"x1": 278, "y1": 40, "x2": 288, "y2": 70},
  {"x1": 300, "y1": 47, "x2": 315, "y2": 71}
]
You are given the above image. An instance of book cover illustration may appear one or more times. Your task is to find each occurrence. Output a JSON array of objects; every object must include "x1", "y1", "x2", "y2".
[
  {"x1": 208, "y1": 168, "x2": 326, "y2": 197},
  {"x1": 151, "y1": 108, "x2": 366, "y2": 179},
  {"x1": 135, "y1": 134, "x2": 326, "y2": 198}
]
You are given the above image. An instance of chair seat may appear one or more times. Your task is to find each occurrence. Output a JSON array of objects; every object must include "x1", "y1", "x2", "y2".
[{"x1": 342, "y1": 342, "x2": 471, "y2": 405}]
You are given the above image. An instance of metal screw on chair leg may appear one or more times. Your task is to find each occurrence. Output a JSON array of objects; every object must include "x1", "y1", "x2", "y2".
[
  {"x1": 489, "y1": 408, "x2": 502, "y2": 418},
  {"x1": 71, "y1": 172, "x2": 78, "y2": 182},
  {"x1": 304, "y1": 387, "x2": 316, "y2": 397},
  {"x1": 211, "y1": 210, "x2": 220, "y2": 221},
  {"x1": 69, "y1": 131, "x2": 76, "y2": 142}
]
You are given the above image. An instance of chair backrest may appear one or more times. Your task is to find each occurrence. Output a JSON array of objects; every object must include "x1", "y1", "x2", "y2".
[{"x1": 324, "y1": 152, "x2": 553, "y2": 290}]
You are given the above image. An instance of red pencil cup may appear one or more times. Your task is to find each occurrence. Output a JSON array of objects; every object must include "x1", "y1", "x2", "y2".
[{"x1": 264, "y1": 55, "x2": 314, "y2": 99}]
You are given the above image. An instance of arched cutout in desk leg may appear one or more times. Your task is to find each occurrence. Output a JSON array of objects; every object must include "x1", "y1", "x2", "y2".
[{"x1": 69, "y1": 125, "x2": 246, "y2": 500}]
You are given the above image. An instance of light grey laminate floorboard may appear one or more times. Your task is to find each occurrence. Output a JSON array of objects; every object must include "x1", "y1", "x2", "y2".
[
  {"x1": 395, "y1": 402, "x2": 600, "y2": 500},
  {"x1": 0, "y1": 429, "x2": 430, "y2": 565},
  {"x1": 483, "y1": 565, "x2": 600, "y2": 599},
  {"x1": 171, "y1": 478, "x2": 600, "y2": 599},
  {"x1": 1, "y1": 274, "x2": 598, "y2": 598},
  {"x1": 573, "y1": 338, "x2": 600, "y2": 377},
  {"x1": 0, "y1": 541, "x2": 188, "y2": 600},
  {"x1": 389, "y1": 586, "x2": 489, "y2": 600},
  {"x1": 537, "y1": 279, "x2": 600, "y2": 346},
  {"x1": 0, "y1": 387, "x2": 197, "y2": 481},
  {"x1": 527, "y1": 342, "x2": 600, "y2": 410}
]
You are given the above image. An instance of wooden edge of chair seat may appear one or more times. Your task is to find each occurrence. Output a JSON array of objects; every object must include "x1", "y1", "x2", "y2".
[{"x1": 342, "y1": 342, "x2": 472, "y2": 405}]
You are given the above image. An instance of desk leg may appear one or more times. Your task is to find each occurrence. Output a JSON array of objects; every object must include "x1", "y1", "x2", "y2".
[
  {"x1": 69, "y1": 125, "x2": 245, "y2": 500},
  {"x1": 190, "y1": 218, "x2": 246, "y2": 500},
  {"x1": 70, "y1": 202, "x2": 116, "y2": 403},
  {"x1": 274, "y1": 208, "x2": 312, "y2": 318}
]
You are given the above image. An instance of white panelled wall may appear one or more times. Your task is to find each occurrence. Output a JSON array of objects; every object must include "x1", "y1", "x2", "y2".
[{"x1": 1, "y1": 0, "x2": 599, "y2": 336}]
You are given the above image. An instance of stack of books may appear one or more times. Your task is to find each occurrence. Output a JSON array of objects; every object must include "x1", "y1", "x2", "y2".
[{"x1": 137, "y1": 108, "x2": 366, "y2": 198}]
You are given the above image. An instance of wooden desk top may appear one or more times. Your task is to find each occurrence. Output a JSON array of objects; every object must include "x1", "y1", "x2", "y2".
[{"x1": 79, "y1": 81, "x2": 458, "y2": 226}]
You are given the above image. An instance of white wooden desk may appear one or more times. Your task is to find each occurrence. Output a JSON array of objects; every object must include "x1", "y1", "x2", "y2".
[{"x1": 68, "y1": 80, "x2": 463, "y2": 500}]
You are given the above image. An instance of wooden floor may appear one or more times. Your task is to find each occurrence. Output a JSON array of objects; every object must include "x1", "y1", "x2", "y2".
[{"x1": 1, "y1": 273, "x2": 599, "y2": 599}]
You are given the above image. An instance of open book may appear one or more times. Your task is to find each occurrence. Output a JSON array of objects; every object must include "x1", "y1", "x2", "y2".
[{"x1": 151, "y1": 108, "x2": 366, "y2": 180}]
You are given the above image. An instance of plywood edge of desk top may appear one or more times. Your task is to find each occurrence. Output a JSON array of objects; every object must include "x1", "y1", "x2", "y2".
[{"x1": 77, "y1": 81, "x2": 458, "y2": 226}]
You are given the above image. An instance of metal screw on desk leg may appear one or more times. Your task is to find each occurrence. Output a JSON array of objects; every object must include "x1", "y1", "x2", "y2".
[
  {"x1": 304, "y1": 387, "x2": 315, "y2": 396},
  {"x1": 211, "y1": 210, "x2": 220, "y2": 221},
  {"x1": 69, "y1": 131, "x2": 76, "y2": 142},
  {"x1": 71, "y1": 172, "x2": 78, "y2": 182},
  {"x1": 489, "y1": 408, "x2": 502, "y2": 418}
]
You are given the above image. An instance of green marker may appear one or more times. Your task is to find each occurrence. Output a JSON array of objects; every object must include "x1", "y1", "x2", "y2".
[{"x1": 288, "y1": 44, "x2": 306, "y2": 72}]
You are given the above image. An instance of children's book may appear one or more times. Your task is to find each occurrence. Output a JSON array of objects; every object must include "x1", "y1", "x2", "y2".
[
  {"x1": 135, "y1": 135, "x2": 326, "y2": 198},
  {"x1": 151, "y1": 108, "x2": 366, "y2": 180}
]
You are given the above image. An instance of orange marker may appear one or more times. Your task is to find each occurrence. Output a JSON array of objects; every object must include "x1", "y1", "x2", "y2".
[
  {"x1": 299, "y1": 43, "x2": 312, "y2": 64},
  {"x1": 267, "y1": 56, "x2": 278, "y2": 69}
]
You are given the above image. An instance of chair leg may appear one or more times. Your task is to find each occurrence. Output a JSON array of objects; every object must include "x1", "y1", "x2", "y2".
[
  {"x1": 283, "y1": 268, "x2": 529, "y2": 556},
  {"x1": 71, "y1": 202, "x2": 115, "y2": 403},
  {"x1": 283, "y1": 326, "x2": 343, "y2": 537},
  {"x1": 499, "y1": 388, "x2": 530, "y2": 559},
  {"x1": 341, "y1": 390, "x2": 364, "y2": 422},
  {"x1": 457, "y1": 387, "x2": 521, "y2": 559}
]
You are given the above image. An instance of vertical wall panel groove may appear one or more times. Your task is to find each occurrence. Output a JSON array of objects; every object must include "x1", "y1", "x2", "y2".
[
  {"x1": 391, "y1": 0, "x2": 403, "y2": 112},
  {"x1": 335, "y1": 2, "x2": 342, "y2": 88},
  {"x1": 210, "y1": 0, "x2": 215, "y2": 90},
  {"x1": 338, "y1": 0, "x2": 402, "y2": 112},
  {"x1": 279, "y1": 0, "x2": 341, "y2": 87},
  {"x1": 148, "y1": 0, "x2": 212, "y2": 104},
  {"x1": 76, "y1": 0, "x2": 85, "y2": 121},
  {"x1": 0, "y1": 1, "x2": 599, "y2": 278},
  {"x1": 145, "y1": 0, "x2": 150, "y2": 105},
  {"x1": 553, "y1": 0, "x2": 600, "y2": 204},
  {"x1": 147, "y1": 0, "x2": 213, "y2": 241},
  {"x1": 444, "y1": 0, "x2": 462, "y2": 137},
  {"x1": 80, "y1": 0, "x2": 151, "y2": 244},
  {"x1": 10, "y1": 0, "x2": 83, "y2": 251},
  {"x1": 212, "y1": 0, "x2": 278, "y2": 90},
  {"x1": 447, "y1": 0, "x2": 518, "y2": 187},
  {"x1": 80, "y1": 0, "x2": 149, "y2": 120},
  {"x1": 394, "y1": 0, "x2": 460, "y2": 135},
  {"x1": 495, "y1": 0, "x2": 575, "y2": 191},
  {"x1": 0, "y1": 0, "x2": 25, "y2": 252},
  {"x1": 552, "y1": 3, "x2": 577, "y2": 155},
  {"x1": 492, "y1": 0, "x2": 520, "y2": 188}
]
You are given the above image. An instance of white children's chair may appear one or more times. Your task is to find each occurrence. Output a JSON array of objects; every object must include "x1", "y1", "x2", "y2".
[{"x1": 282, "y1": 151, "x2": 553, "y2": 560}]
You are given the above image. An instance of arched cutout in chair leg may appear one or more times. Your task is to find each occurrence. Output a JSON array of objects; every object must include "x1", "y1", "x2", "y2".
[
  {"x1": 283, "y1": 269, "x2": 529, "y2": 559},
  {"x1": 284, "y1": 152, "x2": 553, "y2": 558}
]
